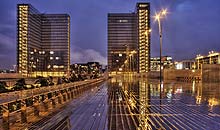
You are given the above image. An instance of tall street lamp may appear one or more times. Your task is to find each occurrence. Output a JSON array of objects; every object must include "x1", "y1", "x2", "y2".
[
  {"x1": 154, "y1": 9, "x2": 168, "y2": 110},
  {"x1": 154, "y1": 9, "x2": 167, "y2": 84}
]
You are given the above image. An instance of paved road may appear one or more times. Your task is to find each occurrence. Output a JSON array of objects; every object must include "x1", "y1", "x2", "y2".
[
  {"x1": 69, "y1": 83, "x2": 108, "y2": 130},
  {"x1": 67, "y1": 79, "x2": 220, "y2": 130},
  {"x1": 28, "y1": 77, "x2": 220, "y2": 130}
]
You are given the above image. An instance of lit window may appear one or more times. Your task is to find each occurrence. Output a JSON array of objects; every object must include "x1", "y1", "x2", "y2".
[
  {"x1": 118, "y1": 20, "x2": 128, "y2": 23},
  {"x1": 119, "y1": 54, "x2": 122, "y2": 57},
  {"x1": 50, "y1": 57, "x2": 53, "y2": 60},
  {"x1": 50, "y1": 51, "x2": 54, "y2": 54},
  {"x1": 53, "y1": 65, "x2": 58, "y2": 68},
  {"x1": 55, "y1": 57, "x2": 59, "y2": 60}
]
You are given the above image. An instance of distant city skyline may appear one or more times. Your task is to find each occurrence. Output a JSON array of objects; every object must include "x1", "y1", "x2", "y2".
[{"x1": 0, "y1": 0, "x2": 220, "y2": 69}]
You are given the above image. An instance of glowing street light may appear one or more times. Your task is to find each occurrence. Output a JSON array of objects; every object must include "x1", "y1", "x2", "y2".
[
  {"x1": 161, "y1": 9, "x2": 167, "y2": 16},
  {"x1": 154, "y1": 8, "x2": 168, "y2": 111},
  {"x1": 153, "y1": 8, "x2": 168, "y2": 83}
]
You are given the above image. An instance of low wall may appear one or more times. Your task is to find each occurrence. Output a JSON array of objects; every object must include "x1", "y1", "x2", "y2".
[
  {"x1": 202, "y1": 64, "x2": 220, "y2": 82},
  {"x1": 0, "y1": 73, "x2": 23, "y2": 79},
  {"x1": 163, "y1": 69, "x2": 201, "y2": 81},
  {"x1": 0, "y1": 78, "x2": 104, "y2": 104}
]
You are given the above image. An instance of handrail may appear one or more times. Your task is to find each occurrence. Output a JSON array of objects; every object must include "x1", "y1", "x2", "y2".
[{"x1": 0, "y1": 78, "x2": 104, "y2": 105}]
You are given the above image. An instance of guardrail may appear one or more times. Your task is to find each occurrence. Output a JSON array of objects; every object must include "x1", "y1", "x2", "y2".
[
  {"x1": 0, "y1": 79, "x2": 102, "y2": 104},
  {"x1": 0, "y1": 78, "x2": 105, "y2": 130}
]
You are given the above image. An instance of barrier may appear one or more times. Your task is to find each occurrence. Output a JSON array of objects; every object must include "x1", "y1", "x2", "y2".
[{"x1": 0, "y1": 78, "x2": 105, "y2": 130}]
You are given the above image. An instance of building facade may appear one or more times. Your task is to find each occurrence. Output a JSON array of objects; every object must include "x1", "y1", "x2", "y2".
[
  {"x1": 108, "y1": 3, "x2": 150, "y2": 73},
  {"x1": 17, "y1": 4, "x2": 70, "y2": 77},
  {"x1": 136, "y1": 3, "x2": 151, "y2": 73},
  {"x1": 108, "y1": 13, "x2": 138, "y2": 72},
  {"x1": 175, "y1": 59, "x2": 195, "y2": 70},
  {"x1": 70, "y1": 62, "x2": 102, "y2": 79},
  {"x1": 196, "y1": 51, "x2": 220, "y2": 69},
  {"x1": 151, "y1": 56, "x2": 173, "y2": 71}
]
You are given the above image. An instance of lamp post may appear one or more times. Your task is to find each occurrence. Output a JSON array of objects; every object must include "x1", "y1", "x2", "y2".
[
  {"x1": 154, "y1": 9, "x2": 167, "y2": 84},
  {"x1": 154, "y1": 9, "x2": 167, "y2": 110}
]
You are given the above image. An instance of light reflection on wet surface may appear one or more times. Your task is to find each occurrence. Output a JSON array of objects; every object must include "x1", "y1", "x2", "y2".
[{"x1": 69, "y1": 76, "x2": 220, "y2": 130}]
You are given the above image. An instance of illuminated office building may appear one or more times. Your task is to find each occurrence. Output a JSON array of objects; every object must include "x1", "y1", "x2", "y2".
[
  {"x1": 108, "y1": 3, "x2": 150, "y2": 73},
  {"x1": 136, "y1": 3, "x2": 151, "y2": 73},
  {"x1": 17, "y1": 4, "x2": 70, "y2": 77},
  {"x1": 108, "y1": 13, "x2": 138, "y2": 72},
  {"x1": 151, "y1": 56, "x2": 173, "y2": 71}
]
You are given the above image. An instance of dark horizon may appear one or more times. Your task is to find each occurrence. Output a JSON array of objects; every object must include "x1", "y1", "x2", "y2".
[{"x1": 0, "y1": 0, "x2": 220, "y2": 69}]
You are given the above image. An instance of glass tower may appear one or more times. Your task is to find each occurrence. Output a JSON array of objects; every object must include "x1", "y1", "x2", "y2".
[
  {"x1": 107, "y1": 3, "x2": 150, "y2": 73},
  {"x1": 17, "y1": 4, "x2": 70, "y2": 77},
  {"x1": 108, "y1": 13, "x2": 138, "y2": 72}
]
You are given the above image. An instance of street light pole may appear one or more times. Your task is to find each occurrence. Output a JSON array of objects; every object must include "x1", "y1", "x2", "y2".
[
  {"x1": 154, "y1": 9, "x2": 167, "y2": 111},
  {"x1": 158, "y1": 18, "x2": 162, "y2": 85},
  {"x1": 158, "y1": 18, "x2": 163, "y2": 107}
]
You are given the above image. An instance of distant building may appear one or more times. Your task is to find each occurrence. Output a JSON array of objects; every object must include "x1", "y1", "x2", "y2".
[
  {"x1": 87, "y1": 62, "x2": 102, "y2": 75},
  {"x1": 108, "y1": 2, "x2": 151, "y2": 73},
  {"x1": 0, "y1": 69, "x2": 16, "y2": 73},
  {"x1": 151, "y1": 56, "x2": 173, "y2": 71},
  {"x1": 196, "y1": 51, "x2": 220, "y2": 69},
  {"x1": 70, "y1": 62, "x2": 102, "y2": 78},
  {"x1": 175, "y1": 59, "x2": 195, "y2": 70},
  {"x1": 70, "y1": 63, "x2": 88, "y2": 76},
  {"x1": 17, "y1": 4, "x2": 70, "y2": 77}
]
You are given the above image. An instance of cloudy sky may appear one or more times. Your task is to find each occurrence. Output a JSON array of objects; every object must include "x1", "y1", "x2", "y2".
[{"x1": 0, "y1": 0, "x2": 220, "y2": 69}]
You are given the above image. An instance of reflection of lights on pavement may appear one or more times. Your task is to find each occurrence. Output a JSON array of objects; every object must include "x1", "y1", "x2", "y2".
[
  {"x1": 192, "y1": 81, "x2": 195, "y2": 94},
  {"x1": 119, "y1": 96, "x2": 122, "y2": 101},
  {"x1": 175, "y1": 88, "x2": 182, "y2": 94},
  {"x1": 111, "y1": 77, "x2": 116, "y2": 83},
  {"x1": 167, "y1": 92, "x2": 172, "y2": 98},
  {"x1": 167, "y1": 89, "x2": 172, "y2": 102},
  {"x1": 118, "y1": 93, "x2": 122, "y2": 101},
  {"x1": 119, "y1": 82, "x2": 122, "y2": 86},
  {"x1": 129, "y1": 98, "x2": 136, "y2": 110},
  {"x1": 208, "y1": 98, "x2": 219, "y2": 107},
  {"x1": 196, "y1": 96, "x2": 202, "y2": 104},
  {"x1": 161, "y1": 82, "x2": 163, "y2": 91}
]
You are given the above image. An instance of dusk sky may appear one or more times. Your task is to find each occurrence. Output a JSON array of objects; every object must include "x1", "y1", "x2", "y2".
[{"x1": 0, "y1": 0, "x2": 220, "y2": 69}]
